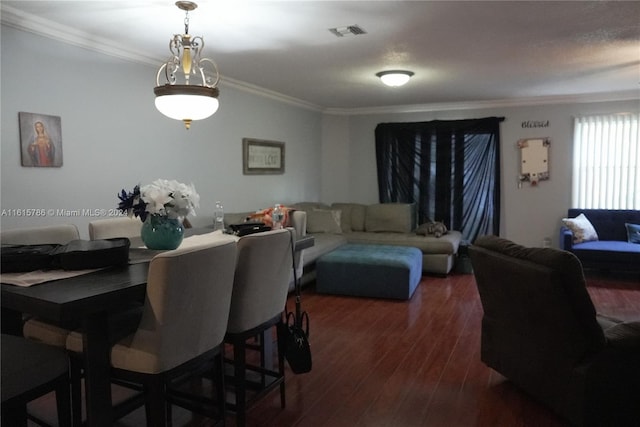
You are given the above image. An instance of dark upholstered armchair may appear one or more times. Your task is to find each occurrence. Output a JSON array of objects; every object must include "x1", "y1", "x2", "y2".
[{"x1": 469, "y1": 235, "x2": 640, "y2": 427}]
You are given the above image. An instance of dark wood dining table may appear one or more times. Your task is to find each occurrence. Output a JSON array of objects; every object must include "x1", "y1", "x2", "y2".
[
  {"x1": 1, "y1": 231, "x2": 314, "y2": 427},
  {"x1": 2, "y1": 262, "x2": 148, "y2": 427}
]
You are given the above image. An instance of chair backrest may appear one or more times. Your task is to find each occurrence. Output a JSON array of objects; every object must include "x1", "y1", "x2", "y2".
[
  {"x1": 1, "y1": 333, "x2": 69, "y2": 402},
  {"x1": 469, "y1": 235, "x2": 605, "y2": 362},
  {"x1": 89, "y1": 217, "x2": 141, "y2": 240},
  {"x1": 110, "y1": 235, "x2": 237, "y2": 374},
  {"x1": 226, "y1": 229, "x2": 294, "y2": 334},
  {"x1": 1, "y1": 224, "x2": 79, "y2": 245}
]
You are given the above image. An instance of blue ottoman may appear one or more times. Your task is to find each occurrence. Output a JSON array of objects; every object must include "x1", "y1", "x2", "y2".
[{"x1": 316, "y1": 244, "x2": 422, "y2": 300}]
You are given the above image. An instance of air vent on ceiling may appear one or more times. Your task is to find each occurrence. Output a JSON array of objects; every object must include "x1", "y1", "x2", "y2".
[{"x1": 329, "y1": 25, "x2": 367, "y2": 37}]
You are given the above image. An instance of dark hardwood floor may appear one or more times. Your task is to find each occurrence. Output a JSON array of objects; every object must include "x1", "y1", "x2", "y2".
[{"x1": 27, "y1": 270, "x2": 640, "y2": 427}]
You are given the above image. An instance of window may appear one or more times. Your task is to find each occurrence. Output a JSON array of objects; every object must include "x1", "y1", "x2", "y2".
[
  {"x1": 375, "y1": 117, "x2": 503, "y2": 242},
  {"x1": 572, "y1": 114, "x2": 639, "y2": 209}
]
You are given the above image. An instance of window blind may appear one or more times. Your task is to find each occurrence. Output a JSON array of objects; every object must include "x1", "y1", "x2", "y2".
[{"x1": 572, "y1": 113, "x2": 639, "y2": 209}]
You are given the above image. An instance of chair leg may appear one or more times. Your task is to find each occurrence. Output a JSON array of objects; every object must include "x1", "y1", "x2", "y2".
[
  {"x1": 233, "y1": 338, "x2": 247, "y2": 427},
  {"x1": 145, "y1": 375, "x2": 167, "y2": 427},
  {"x1": 166, "y1": 398, "x2": 173, "y2": 427},
  {"x1": 55, "y1": 373, "x2": 73, "y2": 427},
  {"x1": 1, "y1": 402, "x2": 28, "y2": 427},
  {"x1": 69, "y1": 355, "x2": 83, "y2": 426},
  {"x1": 259, "y1": 332, "x2": 267, "y2": 388},
  {"x1": 214, "y1": 352, "x2": 226, "y2": 425},
  {"x1": 276, "y1": 323, "x2": 286, "y2": 409}
]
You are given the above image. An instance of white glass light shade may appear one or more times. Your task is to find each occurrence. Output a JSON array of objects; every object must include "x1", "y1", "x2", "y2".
[
  {"x1": 155, "y1": 94, "x2": 219, "y2": 120},
  {"x1": 154, "y1": 85, "x2": 219, "y2": 129},
  {"x1": 376, "y1": 70, "x2": 414, "y2": 87}
]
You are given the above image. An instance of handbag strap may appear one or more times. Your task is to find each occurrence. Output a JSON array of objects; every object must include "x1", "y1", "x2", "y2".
[
  {"x1": 287, "y1": 228, "x2": 306, "y2": 328},
  {"x1": 286, "y1": 310, "x2": 310, "y2": 337},
  {"x1": 287, "y1": 229, "x2": 301, "y2": 299}
]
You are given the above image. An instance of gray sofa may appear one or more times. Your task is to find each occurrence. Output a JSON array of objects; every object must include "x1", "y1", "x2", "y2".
[{"x1": 227, "y1": 202, "x2": 462, "y2": 284}]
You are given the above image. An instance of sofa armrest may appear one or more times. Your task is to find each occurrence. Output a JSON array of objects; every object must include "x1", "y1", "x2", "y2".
[
  {"x1": 560, "y1": 226, "x2": 573, "y2": 250},
  {"x1": 290, "y1": 210, "x2": 307, "y2": 238}
]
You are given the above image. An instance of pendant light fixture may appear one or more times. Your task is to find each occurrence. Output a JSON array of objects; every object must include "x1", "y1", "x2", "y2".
[
  {"x1": 376, "y1": 70, "x2": 414, "y2": 87},
  {"x1": 154, "y1": 1, "x2": 219, "y2": 130}
]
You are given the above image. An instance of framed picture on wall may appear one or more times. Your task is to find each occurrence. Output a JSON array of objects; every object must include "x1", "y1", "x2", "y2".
[
  {"x1": 19, "y1": 112, "x2": 63, "y2": 167},
  {"x1": 242, "y1": 138, "x2": 285, "y2": 175}
]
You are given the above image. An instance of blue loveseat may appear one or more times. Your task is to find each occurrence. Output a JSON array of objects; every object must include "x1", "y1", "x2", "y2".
[{"x1": 560, "y1": 209, "x2": 640, "y2": 272}]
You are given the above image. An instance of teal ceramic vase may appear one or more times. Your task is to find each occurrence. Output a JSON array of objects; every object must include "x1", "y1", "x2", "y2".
[{"x1": 140, "y1": 214, "x2": 184, "y2": 250}]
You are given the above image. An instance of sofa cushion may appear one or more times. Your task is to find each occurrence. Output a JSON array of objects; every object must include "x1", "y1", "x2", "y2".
[
  {"x1": 626, "y1": 223, "x2": 640, "y2": 244},
  {"x1": 571, "y1": 240, "x2": 640, "y2": 267},
  {"x1": 567, "y1": 209, "x2": 640, "y2": 241},
  {"x1": 346, "y1": 230, "x2": 461, "y2": 255},
  {"x1": 331, "y1": 203, "x2": 366, "y2": 232},
  {"x1": 306, "y1": 209, "x2": 342, "y2": 234},
  {"x1": 572, "y1": 240, "x2": 640, "y2": 253},
  {"x1": 291, "y1": 202, "x2": 330, "y2": 212},
  {"x1": 365, "y1": 203, "x2": 415, "y2": 233},
  {"x1": 562, "y1": 213, "x2": 599, "y2": 243}
]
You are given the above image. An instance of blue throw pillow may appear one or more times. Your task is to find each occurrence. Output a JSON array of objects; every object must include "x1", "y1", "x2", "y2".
[{"x1": 625, "y1": 223, "x2": 640, "y2": 244}]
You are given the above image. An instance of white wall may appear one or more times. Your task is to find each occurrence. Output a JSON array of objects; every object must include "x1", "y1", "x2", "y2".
[
  {"x1": 2, "y1": 24, "x2": 637, "y2": 247},
  {"x1": 1, "y1": 25, "x2": 323, "y2": 238},
  {"x1": 321, "y1": 99, "x2": 639, "y2": 248},
  {"x1": 320, "y1": 114, "x2": 350, "y2": 203}
]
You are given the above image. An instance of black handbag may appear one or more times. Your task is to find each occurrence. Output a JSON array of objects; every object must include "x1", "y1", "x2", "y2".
[
  {"x1": 278, "y1": 229, "x2": 312, "y2": 374},
  {"x1": 51, "y1": 238, "x2": 130, "y2": 270},
  {"x1": 0, "y1": 244, "x2": 61, "y2": 272},
  {"x1": 279, "y1": 308, "x2": 312, "y2": 374},
  {"x1": 229, "y1": 222, "x2": 271, "y2": 236}
]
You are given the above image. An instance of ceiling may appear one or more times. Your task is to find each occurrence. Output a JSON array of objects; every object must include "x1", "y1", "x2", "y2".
[{"x1": 2, "y1": 1, "x2": 639, "y2": 112}]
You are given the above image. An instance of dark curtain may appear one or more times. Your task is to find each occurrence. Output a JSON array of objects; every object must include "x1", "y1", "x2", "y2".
[{"x1": 375, "y1": 117, "x2": 503, "y2": 242}]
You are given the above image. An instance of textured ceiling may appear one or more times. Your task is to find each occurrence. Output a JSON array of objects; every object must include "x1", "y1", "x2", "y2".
[{"x1": 2, "y1": 1, "x2": 639, "y2": 111}]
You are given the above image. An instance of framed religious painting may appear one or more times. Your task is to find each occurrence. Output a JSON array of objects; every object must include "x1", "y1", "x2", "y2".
[
  {"x1": 242, "y1": 138, "x2": 285, "y2": 175},
  {"x1": 19, "y1": 112, "x2": 63, "y2": 167}
]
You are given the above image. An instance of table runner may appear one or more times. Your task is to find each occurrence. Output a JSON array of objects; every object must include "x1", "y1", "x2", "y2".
[{"x1": 0, "y1": 268, "x2": 104, "y2": 287}]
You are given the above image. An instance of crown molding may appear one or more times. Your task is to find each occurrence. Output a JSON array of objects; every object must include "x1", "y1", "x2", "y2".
[
  {"x1": 0, "y1": 4, "x2": 323, "y2": 113},
  {"x1": 3, "y1": 4, "x2": 637, "y2": 117},
  {"x1": 1, "y1": 4, "x2": 159, "y2": 66},
  {"x1": 219, "y1": 76, "x2": 322, "y2": 112},
  {"x1": 323, "y1": 90, "x2": 640, "y2": 116}
]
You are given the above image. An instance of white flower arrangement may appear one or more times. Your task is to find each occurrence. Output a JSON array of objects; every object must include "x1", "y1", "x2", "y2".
[{"x1": 118, "y1": 179, "x2": 200, "y2": 221}]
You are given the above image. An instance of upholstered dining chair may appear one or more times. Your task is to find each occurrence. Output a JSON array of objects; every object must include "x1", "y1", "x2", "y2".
[
  {"x1": 88, "y1": 216, "x2": 142, "y2": 240},
  {"x1": 224, "y1": 228, "x2": 294, "y2": 427},
  {"x1": 1, "y1": 224, "x2": 81, "y2": 348},
  {"x1": 1, "y1": 223, "x2": 80, "y2": 246},
  {"x1": 1, "y1": 334, "x2": 72, "y2": 427},
  {"x1": 104, "y1": 236, "x2": 237, "y2": 426}
]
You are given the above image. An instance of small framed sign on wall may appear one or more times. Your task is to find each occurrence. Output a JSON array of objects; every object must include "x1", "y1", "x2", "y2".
[
  {"x1": 242, "y1": 138, "x2": 285, "y2": 175},
  {"x1": 19, "y1": 112, "x2": 63, "y2": 167},
  {"x1": 518, "y1": 137, "x2": 550, "y2": 186}
]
